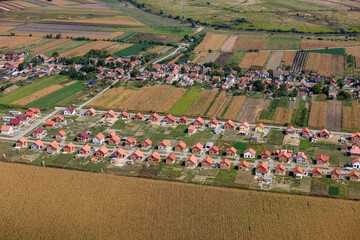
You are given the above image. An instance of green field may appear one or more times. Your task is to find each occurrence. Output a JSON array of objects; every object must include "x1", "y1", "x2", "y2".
[
  {"x1": 113, "y1": 44, "x2": 151, "y2": 57},
  {"x1": 228, "y1": 52, "x2": 246, "y2": 65},
  {"x1": 0, "y1": 75, "x2": 68, "y2": 105},
  {"x1": 45, "y1": 41, "x2": 91, "y2": 56},
  {"x1": 169, "y1": 87, "x2": 202, "y2": 115},
  {"x1": 305, "y1": 48, "x2": 346, "y2": 55},
  {"x1": 259, "y1": 97, "x2": 289, "y2": 120},
  {"x1": 265, "y1": 36, "x2": 300, "y2": 50},
  {"x1": 26, "y1": 82, "x2": 84, "y2": 108}
]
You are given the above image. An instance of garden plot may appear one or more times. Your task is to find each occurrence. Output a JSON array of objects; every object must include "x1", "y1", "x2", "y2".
[
  {"x1": 236, "y1": 98, "x2": 270, "y2": 123},
  {"x1": 239, "y1": 51, "x2": 270, "y2": 69},
  {"x1": 265, "y1": 51, "x2": 284, "y2": 70}
]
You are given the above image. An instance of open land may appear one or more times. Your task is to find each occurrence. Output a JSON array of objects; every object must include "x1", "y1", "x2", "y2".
[
  {"x1": 194, "y1": 33, "x2": 228, "y2": 52},
  {"x1": 326, "y1": 100, "x2": 342, "y2": 131},
  {"x1": 308, "y1": 101, "x2": 328, "y2": 128},
  {"x1": 265, "y1": 51, "x2": 284, "y2": 70},
  {"x1": 304, "y1": 53, "x2": 332, "y2": 77},
  {"x1": 282, "y1": 51, "x2": 297, "y2": 67},
  {"x1": 185, "y1": 90, "x2": 218, "y2": 117},
  {"x1": 233, "y1": 36, "x2": 267, "y2": 51},
  {"x1": 222, "y1": 96, "x2": 246, "y2": 120},
  {"x1": 237, "y1": 98, "x2": 270, "y2": 123},
  {"x1": 239, "y1": 51, "x2": 270, "y2": 69}
]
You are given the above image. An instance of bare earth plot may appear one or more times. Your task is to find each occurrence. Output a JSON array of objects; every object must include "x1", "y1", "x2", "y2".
[
  {"x1": 197, "y1": 52, "x2": 221, "y2": 65},
  {"x1": 236, "y1": 98, "x2": 270, "y2": 123},
  {"x1": 220, "y1": 35, "x2": 238, "y2": 52},
  {"x1": 265, "y1": 51, "x2": 284, "y2": 70},
  {"x1": 215, "y1": 52, "x2": 233, "y2": 67},
  {"x1": 326, "y1": 100, "x2": 342, "y2": 131}
]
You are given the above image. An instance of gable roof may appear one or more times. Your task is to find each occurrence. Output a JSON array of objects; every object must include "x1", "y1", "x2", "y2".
[
  {"x1": 275, "y1": 164, "x2": 286, "y2": 171},
  {"x1": 186, "y1": 155, "x2": 198, "y2": 164},
  {"x1": 78, "y1": 132, "x2": 90, "y2": 138},
  {"x1": 316, "y1": 154, "x2": 329, "y2": 162},
  {"x1": 244, "y1": 148, "x2": 256, "y2": 155},
  {"x1": 209, "y1": 146, "x2": 219, "y2": 152},
  {"x1": 238, "y1": 160, "x2": 249, "y2": 167},
  {"x1": 166, "y1": 153, "x2": 176, "y2": 160},
  {"x1": 192, "y1": 143, "x2": 203, "y2": 150},
  {"x1": 114, "y1": 148, "x2": 126, "y2": 155},
  {"x1": 132, "y1": 149, "x2": 144, "y2": 158},
  {"x1": 142, "y1": 138, "x2": 152, "y2": 145},
  {"x1": 158, "y1": 139, "x2": 170, "y2": 147},
  {"x1": 1, "y1": 125, "x2": 12, "y2": 131},
  {"x1": 255, "y1": 123, "x2": 265, "y2": 129},
  {"x1": 95, "y1": 133, "x2": 105, "y2": 140},
  {"x1": 220, "y1": 159, "x2": 231, "y2": 166},
  {"x1": 261, "y1": 150, "x2": 270, "y2": 157},
  {"x1": 296, "y1": 152, "x2": 307, "y2": 160},
  {"x1": 65, "y1": 142, "x2": 75, "y2": 148},
  {"x1": 239, "y1": 122, "x2": 250, "y2": 128},
  {"x1": 226, "y1": 147, "x2": 237, "y2": 153},
  {"x1": 194, "y1": 117, "x2": 204, "y2": 124},
  {"x1": 256, "y1": 162, "x2": 269, "y2": 170},
  {"x1": 312, "y1": 167, "x2": 322, "y2": 174},
  {"x1": 57, "y1": 130, "x2": 66, "y2": 136},
  {"x1": 349, "y1": 171, "x2": 359, "y2": 178},
  {"x1": 149, "y1": 151, "x2": 160, "y2": 159},
  {"x1": 176, "y1": 141, "x2": 186, "y2": 149},
  {"x1": 97, "y1": 146, "x2": 108, "y2": 154},
  {"x1": 81, "y1": 144, "x2": 91, "y2": 152},
  {"x1": 279, "y1": 151, "x2": 292, "y2": 159},
  {"x1": 331, "y1": 169, "x2": 342, "y2": 176},
  {"x1": 34, "y1": 139, "x2": 44, "y2": 147},
  {"x1": 202, "y1": 156, "x2": 214, "y2": 165},
  {"x1": 293, "y1": 166, "x2": 303, "y2": 174}
]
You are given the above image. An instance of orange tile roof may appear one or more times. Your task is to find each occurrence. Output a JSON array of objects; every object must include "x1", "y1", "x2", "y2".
[
  {"x1": 194, "y1": 117, "x2": 204, "y2": 124},
  {"x1": 1, "y1": 125, "x2": 11, "y2": 131},
  {"x1": 95, "y1": 133, "x2": 105, "y2": 140},
  {"x1": 166, "y1": 153, "x2": 176, "y2": 160},
  {"x1": 331, "y1": 169, "x2": 342, "y2": 176},
  {"x1": 110, "y1": 135, "x2": 120, "y2": 142},
  {"x1": 239, "y1": 160, "x2": 249, "y2": 167},
  {"x1": 225, "y1": 120, "x2": 235, "y2": 127},
  {"x1": 187, "y1": 155, "x2": 198, "y2": 164},
  {"x1": 150, "y1": 113, "x2": 160, "y2": 119},
  {"x1": 18, "y1": 137, "x2": 27, "y2": 143},
  {"x1": 220, "y1": 159, "x2": 231, "y2": 166},
  {"x1": 244, "y1": 148, "x2": 256, "y2": 155},
  {"x1": 296, "y1": 152, "x2": 307, "y2": 160},
  {"x1": 58, "y1": 130, "x2": 66, "y2": 136},
  {"x1": 65, "y1": 142, "x2": 75, "y2": 148},
  {"x1": 293, "y1": 166, "x2": 303, "y2": 174},
  {"x1": 49, "y1": 141, "x2": 59, "y2": 149},
  {"x1": 98, "y1": 146, "x2": 109, "y2": 154},
  {"x1": 256, "y1": 162, "x2": 269, "y2": 170},
  {"x1": 149, "y1": 151, "x2": 160, "y2": 159},
  {"x1": 351, "y1": 132, "x2": 360, "y2": 138},
  {"x1": 261, "y1": 150, "x2": 271, "y2": 157},
  {"x1": 176, "y1": 141, "x2": 186, "y2": 148},
  {"x1": 227, "y1": 147, "x2": 237, "y2": 153},
  {"x1": 202, "y1": 156, "x2": 214, "y2": 165},
  {"x1": 81, "y1": 144, "x2": 91, "y2": 152},
  {"x1": 188, "y1": 125, "x2": 196, "y2": 130},
  {"x1": 255, "y1": 123, "x2": 265, "y2": 129},
  {"x1": 316, "y1": 154, "x2": 329, "y2": 162},
  {"x1": 312, "y1": 167, "x2": 322, "y2": 174},
  {"x1": 45, "y1": 120, "x2": 55, "y2": 125},
  {"x1": 279, "y1": 151, "x2": 292, "y2": 159},
  {"x1": 142, "y1": 138, "x2": 152, "y2": 145},
  {"x1": 126, "y1": 137, "x2": 137, "y2": 144},
  {"x1": 159, "y1": 139, "x2": 170, "y2": 147},
  {"x1": 34, "y1": 139, "x2": 44, "y2": 147},
  {"x1": 275, "y1": 164, "x2": 286, "y2": 171},
  {"x1": 349, "y1": 171, "x2": 359, "y2": 178},
  {"x1": 192, "y1": 143, "x2": 203, "y2": 150},
  {"x1": 115, "y1": 148, "x2": 127, "y2": 155},
  {"x1": 132, "y1": 149, "x2": 144, "y2": 158}
]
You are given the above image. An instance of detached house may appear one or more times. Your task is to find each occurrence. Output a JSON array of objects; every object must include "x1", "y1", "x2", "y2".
[
  {"x1": 208, "y1": 119, "x2": 219, "y2": 128},
  {"x1": 244, "y1": 148, "x2": 256, "y2": 159},
  {"x1": 55, "y1": 130, "x2": 66, "y2": 140},
  {"x1": 279, "y1": 151, "x2": 292, "y2": 163},
  {"x1": 224, "y1": 120, "x2": 236, "y2": 130},
  {"x1": 293, "y1": 166, "x2": 304, "y2": 179},
  {"x1": 239, "y1": 122, "x2": 250, "y2": 134},
  {"x1": 255, "y1": 123, "x2": 265, "y2": 133},
  {"x1": 130, "y1": 149, "x2": 144, "y2": 162},
  {"x1": 149, "y1": 113, "x2": 160, "y2": 122},
  {"x1": 125, "y1": 137, "x2": 137, "y2": 147},
  {"x1": 295, "y1": 153, "x2": 307, "y2": 164},
  {"x1": 274, "y1": 164, "x2": 286, "y2": 176},
  {"x1": 77, "y1": 132, "x2": 90, "y2": 142},
  {"x1": 157, "y1": 140, "x2": 170, "y2": 150},
  {"x1": 148, "y1": 151, "x2": 161, "y2": 163},
  {"x1": 226, "y1": 147, "x2": 237, "y2": 158},
  {"x1": 119, "y1": 111, "x2": 130, "y2": 119},
  {"x1": 201, "y1": 156, "x2": 214, "y2": 168},
  {"x1": 331, "y1": 169, "x2": 343, "y2": 180},
  {"x1": 319, "y1": 129, "x2": 330, "y2": 138},
  {"x1": 316, "y1": 154, "x2": 329, "y2": 165},
  {"x1": 53, "y1": 114, "x2": 64, "y2": 122},
  {"x1": 261, "y1": 150, "x2": 271, "y2": 160},
  {"x1": 77, "y1": 144, "x2": 91, "y2": 158},
  {"x1": 15, "y1": 137, "x2": 27, "y2": 148},
  {"x1": 92, "y1": 133, "x2": 105, "y2": 144},
  {"x1": 85, "y1": 108, "x2": 96, "y2": 116},
  {"x1": 174, "y1": 141, "x2": 186, "y2": 152},
  {"x1": 46, "y1": 141, "x2": 59, "y2": 154},
  {"x1": 301, "y1": 128, "x2": 312, "y2": 139},
  {"x1": 312, "y1": 168, "x2": 322, "y2": 178},
  {"x1": 286, "y1": 126, "x2": 296, "y2": 135},
  {"x1": 185, "y1": 155, "x2": 198, "y2": 168},
  {"x1": 255, "y1": 162, "x2": 269, "y2": 176},
  {"x1": 141, "y1": 139, "x2": 152, "y2": 149},
  {"x1": 64, "y1": 107, "x2": 76, "y2": 115},
  {"x1": 32, "y1": 128, "x2": 45, "y2": 138},
  {"x1": 351, "y1": 132, "x2": 360, "y2": 142},
  {"x1": 349, "y1": 171, "x2": 359, "y2": 182},
  {"x1": 63, "y1": 142, "x2": 75, "y2": 153},
  {"x1": 193, "y1": 117, "x2": 205, "y2": 127},
  {"x1": 209, "y1": 146, "x2": 219, "y2": 155},
  {"x1": 95, "y1": 146, "x2": 109, "y2": 159},
  {"x1": 31, "y1": 139, "x2": 44, "y2": 151},
  {"x1": 104, "y1": 110, "x2": 116, "y2": 120},
  {"x1": 191, "y1": 143, "x2": 203, "y2": 154},
  {"x1": 165, "y1": 153, "x2": 176, "y2": 164},
  {"x1": 178, "y1": 116, "x2": 188, "y2": 125},
  {"x1": 238, "y1": 160, "x2": 249, "y2": 171},
  {"x1": 187, "y1": 125, "x2": 196, "y2": 135},
  {"x1": 45, "y1": 120, "x2": 55, "y2": 128},
  {"x1": 1, "y1": 125, "x2": 13, "y2": 135},
  {"x1": 108, "y1": 135, "x2": 120, "y2": 145},
  {"x1": 134, "y1": 112, "x2": 144, "y2": 121},
  {"x1": 353, "y1": 159, "x2": 360, "y2": 169},
  {"x1": 111, "y1": 148, "x2": 127, "y2": 159},
  {"x1": 163, "y1": 114, "x2": 176, "y2": 124},
  {"x1": 219, "y1": 159, "x2": 231, "y2": 169}
]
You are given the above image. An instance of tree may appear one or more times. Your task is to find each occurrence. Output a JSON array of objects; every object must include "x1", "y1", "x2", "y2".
[
  {"x1": 253, "y1": 80, "x2": 265, "y2": 92},
  {"x1": 55, "y1": 33, "x2": 61, "y2": 39},
  {"x1": 310, "y1": 84, "x2": 321, "y2": 94},
  {"x1": 291, "y1": 27, "x2": 297, "y2": 33},
  {"x1": 340, "y1": 27, "x2": 347, "y2": 34},
  {"x1": 338, "y1": 79, "x2": 344, "y2": 89},
  {"x1": 337, "y1": 90, "x2": 351, "y2": 101}
]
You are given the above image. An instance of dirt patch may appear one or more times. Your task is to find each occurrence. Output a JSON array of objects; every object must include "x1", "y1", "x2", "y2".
[
  {"x1": 326, "y1": 100, "x2": 342, "y2": 131},
  {"x1": 236, "y1": 98, "x2": 270, "y2": 123},
  {"x1": 265, "y1": 51, "x2": 284, "y2": 70},
  {"x1": 220, "y1": 35, "x2": 238, "y2": 52},
  {"x1": 283, "y1": 135, "x2": 300, "y2": 146}
]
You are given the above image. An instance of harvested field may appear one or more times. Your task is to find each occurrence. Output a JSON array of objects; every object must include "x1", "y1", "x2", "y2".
[
  {"x1": 69, "y1": 3, "x2": 113, "y2": 9},
  {"x1": 0, "y1": 26, "x2": 16, "y2": 35},
  {"x1": 326, "y1": 100, "x2": 342, "y2": 131},
  {"x1": 346, "y1": 47, "x2": 360, "y2": 69},
  {"x1": 291, "y1": 51, "x2": 308, "y2": 72},
  {"x1": 185, "y1": 90, "x2": 217, "y2": 117},
  {"x1": 30, "y1": 38, "x2": 71, "y2": 53},
  {"x1": 304, "y1": 53, "x2": 332, "y2": 77},
  {"x1": 2, "y1": 85, "x2": 18, "y2": 94},
  {"x1": 51, "y1": 15, "x2": 144, "y2": 27},
  {"x1": 257, "y1": 108, "x2": 292, "y2": 125},
  {"x1": 282, "y1": 51, "x2": 297, "y2": 67},
  {"x1": 191, "y1": 52, "x2": 207, "y2": 64},
  {"x1": 0, "y1": 36, "x2": 41, "y2": 49},
  {"x1": 300, "y1": 40, "x2": 360, "y2": 50},
  {"x1": 59, "y1": 41, "x2": 117, "y2": 57},
  {"x1": 343, "y1": 102, "x2": 360, "y2": 131},
  {"x1": 206, "y1": 91, "x2": 227, "y2": 118},
  {"x1": 239, "y1": 51, "x2": 270, "y2": 69},
  {"x1": 88, "y1": 85, "x2": 186, "y2": 113},
  {"x1": 331, "y1": 55, "x2": 344, "y2": 75},
  {"x1": 194, "y1": 33, "x2": 228, "y2": 52},
  {"x1": 101, "y1": 42, "x2": 133, "y2": 54},
  {"x1": 222, "y1": 96, "x2": 246, "y2": 120},
  {"x1": 197, "y1": 52, "x2": 221, "y2": 65},
  {"x1": 37, "y1": 0, "x2": 71, "y2": 6},
  {"x1": 13, "y1": 85, "x2": 63, "y2": 106},
  {"x1": 219, "y1": 35, "x2": 238, "y2": 52},
  {"x1": 11, "y1": 0, "x2": 39, "y2": 8},
  {"x1": 232, "y1": 36, "x2": 266, "y2": 51},
  {"x1": 308, "y1": 101, "x2": 328, "y2": 128},
  {"x1": 265, "y1": 51, "x2": 284, "y2": 70},
  {"x1": 237, "y1": 98, "x2": 270, "y2": 123},
  {"x1": 214, "y1": 52, "x2": 233, "y2": 67},
  {"x1": 216, "y1": 96, "x2": 232, "y2": 118},
  {"x1": 64, "y1": 80, "x2": 77, "y2": 86},
  {"x1": 125, "y1": 33, "x2": 173, "y2": 43},
  {"x1": 2, "y1": 163, "x2": 360, "y2": 239}
]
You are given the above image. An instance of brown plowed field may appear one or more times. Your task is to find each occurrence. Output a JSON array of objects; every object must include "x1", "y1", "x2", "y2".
[
  {"x1": 239, "y1": 51, "x2": 270, "y2": 69},
  {"x1": 215, "y1": 52, "x2": 233, "y2": 67},
  {"x1": 342, "y1": 102, "x2": 360, "y2": 131},
  {"x1": 326, "y1": 100, "x2": 342, "y2": 131},
  {"x1": 237, "y1": 98, "x2": 270, "y2": 123},
  {"x1": 194, "y1": 33, "x2": 228, "y2": 52},
  {"x1": 13, "y1": 85, "x2": 63, "y2": 106},
  {"x1": 304, "y1": 53, "x2": 332, "y2": 77},
  {"x1": 232, "y1": 36, "x2": 266, "y2": 51},
  {"x1": 222, "y1": 95, "x2": 246, "y2": 120},
  {"x1": 331, "y1": 55, "x2": 344, "y2": 75},
  {"x1": 206, "y1": 91, "x2": 227, "y2": 118},
  {"x1": 308, "y1": 101, "x2": 327, "y2": 128},
  {"x1": 282, "y1": 51, "x2": 297, "y2": 66},
  {"x1": 300, "y1": 40, "x2": 360, "y2": 49},
  {"x1": 220, "y1": 35, "x2": 238, "y2": 52},
  {"x1": 186, "y1": 90, "x2": 217, "y2": 116}
]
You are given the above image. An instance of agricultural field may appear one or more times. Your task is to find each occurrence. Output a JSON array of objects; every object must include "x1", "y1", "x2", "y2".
[
  {"x1": 219, "y1": 35, "x2": 238, "y2": 52},
  {"x1": 113, "y1": 44, "x2": 150, "y2": 57},
  {"x1": 237, "y1": 98, "x2": 271, "y2": 123},
  {"x1": 185, "y1": 89, "x2": 218, "y2": 117},
  {"x1": 221, "y1": 96, "x2": 246, "y2": 120},
  {"x1": 214, "y1": 52, "x2": 233, "y2": 67},
  {"x1": 291, "y1": 51, "x2": 308, "y2": 72},
  {"x1": 29, "y1": 38, "x2": 71, "y2": 54},
  {"x1": 342, "y1": 101, "x2": 360, "y2": 131},
  {"x1": 59, "y1": 41, "x2": 117, "y2": 57},
  {"x1": 13, "y1": 85, "x2": 63, "y2": 106},
  {"x1": 194, "y1": 33, "x2": 228, "y2": 52},
  {"x1": 51, "y1": 15, "x2": 144, "y2": 27},
  {"x1": 197, "y1": 52, "x2": 221, "y2": 65},
  {"x1": 191, "y1": 52, "x2": 207, "y2": 64},
  {"x1": 0, "y1": 36, "x2": 42, "y2": 49},
  {"x1": 239, "y1": 51, "x2": 271, "y2": 69},
  {"x1": 282, "y1": 50, "x2": 297, "y2": 67},
  {"x1": 300, "y1": 40, "x2": 360, "y2": 50},
  {"x1": 304, "y1": 53, "x2": 332, "y2": 77},
  {"x1": 258, "y1": 108, "x2": 292, "y2": 125},
  {"x1": 265, "y1": 51, "x2": 284, "y2": 70},
  {"x1": 206, "y1": 91, "x2": 227, "y2": 118},
  {"x1": 125, "y1": 32, "x2": 175, "y2": 43},
  {"x1": 346, "y1": 47, "x2": 360, "y2": 69},
  {"x1": 228, "y1": 52, "x2": 246, "y2": 65},
  {"x1": 326, "y1": 100, "x2": 342, "y2": 131},
  {"x1": 232, "y1": 36, "x2": 267, "y2": 51},
  {"x1": 44, "y1": 40, "x2": 91, "y2": 56},
  {"x1": 169, "y1": 87, "x2": 202, "y2": 116},
  {"x1": 308, "y1": 101, "x2": 328, "y2": 128},
  {"x1": 265, "y1": 36, "x2": 300, "y2": 50},
  {"x1": 216, "y1": 96, "x2": 232, "y2": 119},
  {"x1": 331, "y1": 55, "x2": 344, "y2": 75}
]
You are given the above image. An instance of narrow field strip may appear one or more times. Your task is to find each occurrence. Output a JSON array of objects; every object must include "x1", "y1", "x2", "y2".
[{"x1": 13, "y1": 85, "x2": 63, "y2": 106}]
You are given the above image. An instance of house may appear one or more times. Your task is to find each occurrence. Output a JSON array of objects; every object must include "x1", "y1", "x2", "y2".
[
  {"x1": 28, "y1": 107, "x2": 40, "y2": 115},
  {"x1": 286, "y1": 126, "x2": 296, "y2": 135},
  {"x1": 316, "y1": 154, "x2": 329, "y2": 165},
  {"x1": 312, "y1": 168, "x2": 322, "y2": 178},
  {"x1": 224, "y1": 120, "x2": 236, "y2": 130},
  {"x1": 1, "y1": 125, "x2": 13, "y2": 135},
  {"x1": 319, "y1": 129, "x2": 330, "y2": 138},
  {"x1": 108, "y1": 135, "x2": 120, "y2": 145},
  {"x1": 255, "y1": 162, "x2": 269, "y2": 176},
  {"x1": 111, "y1": 148, "x2": 127, "y2": 159},
  {"x1": 219, "y1": 159, "x2": 231, "y2": 169},
  {"x1": 191, "y1": 143, "x2": 203, "y2": 154},
  {"x1": 147, "y1": 151, "x2": 161, "y2": 163},
  {"x1": 226, "y1": 147, "x2": 237, "y2": 158},
  {"x1": 244, "y1": 148, "x2": 256, "y2": 159},
  {"x1": 351, "y1": 132, "x2": 360, "y2": 142},
  {"x1": 238, "y1": 160, "x2": 249, "y2": 171},
  {"x1": 108, "y1": 131, "x2": 116, "y2": 138},
  {"x1": 9, "y1": 118, "x2": 22, "y2": 127},
  {"x1": 349, "y1": 171, "x2": 359, "y2": 182},
  {"x1": 274, "y1": 149, "x2": 280, "y2": 158},
  {"x1": 77, "y1": 144, "x2": 91, "y2": 158},
  {"x1": 130, "y1": 149, "x2": 144, "y2": 161},
  {"x1": 255, "y1": 123, "x2": 265, "y2": 133},
  {"x1": 92, "y1": 133, "x2": 105, "y2": 144},
  {"x1": 31, "y1": 139, "x2": 44, "y2": 151},
  {"x1": 163, "y1": 114, "x2": 176, "y2": 124},
  {"x1": 95, "y1": 146, "x2": 108, "y2": 159},
  {"x1": 174, "y1": 141, "x2": 186, "y2": 152},
  {"x1": 165, "y1": 153, "x2": 176, "y2": 164},
  {"x1": 141, "y1": 139, "x2": 152, "y2": 149},
  {"x1": 193, "y1": 117, "x2": 205, "y2": 127},
  {"x1": 274, "y1": 164, "x2": 286, "y2": 176},
  {"x1": 32, "y1": 128, "x2": 45, "y2": 138},
  {"x1": 85, "y1": 108, "x2": 96, "y2": 116},
  {"x1": 239, "y1": 122, "x2": 250, "y2": 134},
  {"x1": 134, "y1": 112, "x2": 144, "y2": 121},
  {"x1": 208, "y1": 146, "x2": 219, "y2": 155},
  {"x1": 15, "y1": 137, "x2": 27, "y2": 148},
  {"x1": 178, "y1": 116, "x2": 188, "y2": 125},
  {"x1": 125, "y1": 137, "x2": 137, "y2": 147},
  {"x1": 104, "y1": 110, "x2": 116, "y2": 120},
  {"x1": 261, "y1": 150, "x2": 271, "y2": 160},
  {"x1": 188, "y1": 125, "x2": 196, "y2": 135},
  {"x1": 301, "y1": 128, "x2": 312, "y2": 138},
  {"x1": 295, "y1": 153, "x2": 307, "y2": 164},
  {"x1": 353, "y1": 159, "x2": 360, "y2": 169},
  {"x1": 26, "y1": 111, "x2": 35, "y2": 119},
  {"x1": 208, "y1": 119, "x2": 219, "y2": 128},
  {"x1": 45, "y1": 120, "x2": 55, "y2": 128},
  {"x1": 119, "y1": 111, "x2": 130, "y2": 119},
  {"x1": 293, "y1": 166, "x2": 304, "y2": 179},
  {"x1": 46, "y1": 141, "x2": 59, "y2": 154},
  {"x1": 201, "y1": 156, "x2": 214, "y2": 168},
  {"x1": 185, "y1": 155, "x2": 198, "y2": 168},
  {"x1": 55, "y1": 130, "x2": 66, "y2": 140},
  {"x1": 331, "y1": 169, "x2": 343, "y2": 180},
  {"x1": 157, "y1": 140, "x2": 170, "y2": 150},
  {"x1": 279, "y1": 151, "x2": 292, "y2": 163},
  {"x1": 64, "y1": 107, "x2": 76, "y2": 115},
  {"x1": 350, "y1": 148, "x2": 360, "y2": 157},
  {"x1": 148, "y1": 113, "x2": 160, "y2": 122},
  {"x1": 53, "y1": 114, "x2": 64, "y2": 122},
  {"x1": 63, "y1": 142, "x2": 75, "y2": 153},
  {"x1": 77, "y1": 132, "x2": 90, "y2": 142}
]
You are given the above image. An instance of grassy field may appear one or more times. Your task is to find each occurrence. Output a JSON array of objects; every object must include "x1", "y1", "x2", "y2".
[
  {"x1": 305, "y1": 48, "x2": 346, "y2": 55},
  {"x1": 169, "y1": 87, "x2": 202, "y2": 115},
  {"x1": 0, "y1": 75, "x2": 68, "y2": 105},
  {"x1": 45, "y1": 41, "x2": 91, "y2": 56},
  {"x1": 265, "y1": 36, "x2": 300, "y2": 50},
  {"x1": 26, "y1": 82, "x2": 84, "y2": 108},
  {"x1": 1, "y1": 162, "x2": 360, "y2": 239},
  {"x1": 113, "y1": 44, "x2": 151, "y2": 57},
  {"x1": 228, "y1": 52, "x2": 246, "y2": 65}
]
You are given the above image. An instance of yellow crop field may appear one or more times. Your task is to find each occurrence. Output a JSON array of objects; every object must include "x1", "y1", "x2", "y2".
[
  {"x1": 0, "y1": 26, "x2": 16, "y2": 35},
  {"x1": 308, "y1": 101, "x2": 328, "y2": 128},
  {"x1": 343, "y1": 102, "x2": 360, "y2": 131},
  {"x1": 304, "y1": 53, "x2": 332, "y2": 77},
  {"x1": 232, "y1": 36, "x2": 267, "y2": 50},
  {"x1": 53, "y1": 15, "x2": 144, "y2": 27},
  {"x1": 30, "y1": 39, "x2": 71, "y2": 53},
  {"x1": 282, "y1": 51, "x2": 296, "y2": 66},
  {"x1": 1, "y1": 162, "x2": 360, "y2": 239},
  {"x1": 217, "y1": 96, "x2": 232, "y2": 118},
  {"x1": 239, "y1": 51, "x2": 270, "y2": 69},
  {"x1": 60, "y1": 41, "x2": 117, "y2": 57},
  {"x1": 191, "y1": 52, "x2": 207, "y2": 64},
  {"x1": 206, "y1": 91, "x2": 227, "y2": 118},
  {"x1": 0, "y1": 36, "x2": 42, "y2": 49},
  {"x1": 222, "y1": 95, "x2": 246, "y2": 120},
  {"x1": 13, "y1": 85, "x2": 63, "y2": 106},
  {"x1": 194, "y1": 33, "x2": 228, "y2": 52},
  {"x1": 185, "y1": 90, "x2": 217, "y2": 116}
]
